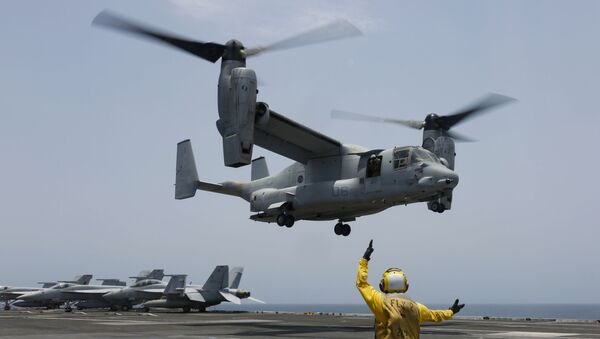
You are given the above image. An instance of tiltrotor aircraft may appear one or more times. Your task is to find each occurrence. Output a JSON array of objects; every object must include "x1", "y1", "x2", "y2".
[{"x1": 93, "y1": 11, "x2": 515, "y2": 236}]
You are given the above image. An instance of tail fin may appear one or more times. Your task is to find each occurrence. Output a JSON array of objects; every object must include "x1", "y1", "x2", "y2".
[
  {"x1": 176, "y1": 140, "x2": 243, "y2": 198},
  {"x1": 60, "y1": 274, "x2": 92, "y2": 285},
  {"x1": 176, "y1": 140, "x2": 200, "y2": 199},
  {"x1": 251, "y1": 157, "x2": 269, "y2": 181},
  {"x1": 130, "y1": 270, "x2": 150, "y2": 282},
  {"x1": 229, "y1": 267, "x2": 244, "y2": 289},
  {"x1": 202, "y1": 265, "x2": 229, "y2": 291},
  {"x1": 147, "y1": 269, "x2": 165, "y2": 281},
  {"x1": 164, "y1": 275, "x2": 187, "y2": 295}
]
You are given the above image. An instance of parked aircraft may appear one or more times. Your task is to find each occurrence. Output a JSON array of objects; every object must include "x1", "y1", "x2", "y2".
[{"x1": 144, "y1": 266, "x2": 262, "y2": 312}]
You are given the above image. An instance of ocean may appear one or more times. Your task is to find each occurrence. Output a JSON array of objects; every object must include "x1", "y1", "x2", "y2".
[{"x1": 213, "y1": 303, "x2": 600, "y2": 320}]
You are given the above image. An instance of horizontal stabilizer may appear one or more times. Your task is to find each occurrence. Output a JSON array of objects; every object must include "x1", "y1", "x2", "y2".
[
  {"x1": 185, "y1": 289, "x2": 205, "y2": 302},
  {"x1": 247, "y1": 296, "x2": 266, "y2": 304},
  {"x1": 219, "y1": 291, "x2": 241, "y2": 304}
]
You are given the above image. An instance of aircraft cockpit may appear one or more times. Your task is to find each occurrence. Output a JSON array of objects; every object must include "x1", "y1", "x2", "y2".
[
  {"x1": 50, "y1": 283, "x2": 71, "y2": 289},
  {"x1": 393, "y1": 146, "x2": 440, "y2": 171},
  {"x1": 131, "y1": 279, "x2": 161, "y2": 288}
]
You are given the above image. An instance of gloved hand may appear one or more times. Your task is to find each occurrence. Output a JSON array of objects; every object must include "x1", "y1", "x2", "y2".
[
  {"x1": 449, "y1": 299, "x2": 465, "y2": 314},
  {"x1": 363, "y1": 240, "x2": 374, "y2": 261}
]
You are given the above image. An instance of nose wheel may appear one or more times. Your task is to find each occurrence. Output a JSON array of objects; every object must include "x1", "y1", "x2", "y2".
[
  {"x1": 334, "y1": 222, "x2": 351, "y2": 236},
  {"x1": 276, "y1": 214, "x2": 295, "y2": 228}
]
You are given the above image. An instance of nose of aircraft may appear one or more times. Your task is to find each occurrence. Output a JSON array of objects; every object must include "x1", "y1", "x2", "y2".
[
  {"x1": 17, "y1": 291, "x2": 41, "y2": 301},
  {"x1": 423, "y1": 164, "x2": 459, "y2": 188}
]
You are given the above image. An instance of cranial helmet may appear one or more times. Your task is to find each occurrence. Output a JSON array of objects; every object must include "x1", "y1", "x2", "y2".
[{"x1": 379, "y1": 268, "x2": 409, "y2": 293}]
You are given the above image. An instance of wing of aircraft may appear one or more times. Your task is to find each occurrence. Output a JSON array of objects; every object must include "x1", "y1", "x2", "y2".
[{"x1": 254, "y1": 110, "x2": 342, "y2": 163}]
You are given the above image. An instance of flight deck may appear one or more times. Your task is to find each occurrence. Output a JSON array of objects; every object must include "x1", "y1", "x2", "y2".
[{"x1": 1, "y1": 310, "x2": 599, "y2": 338}]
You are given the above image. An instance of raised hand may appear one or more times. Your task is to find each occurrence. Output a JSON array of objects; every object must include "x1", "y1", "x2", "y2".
[
  {"x1": 363, "y1": 240, "x2": 374, "y2": 261},
  {"x1": 449, "y1": 299, "x2": 465, "y2": 314}
]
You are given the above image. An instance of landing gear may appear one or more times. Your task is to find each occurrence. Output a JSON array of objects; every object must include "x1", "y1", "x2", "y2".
[
  {"x1": 64, "y1": 306, "x2": 73, "y2": 313},
  {"x1": 121, "y1": 305, "x2": 131, "y2": 312},
  {"x1": 334, "y1": 222, "x2": 351, "y2": 236},
  {"x1": 197, "y1": 306, "x2": 206, "y2": 313},
  {"x1": 143, "y1": 307, "x2": 150, "y2": 313},
  {"x1": 276, "y1": 214, "x2": 295, "y2": 228},
  {"x1": 4, "y1": 304, "x2": 10, "y2": 311},
  {"x1": 183, "y1": 306, "x2": 191, "y2": 313},
  {"x1": 430, "y1": 201, "x2": 446, "y2": 213}
]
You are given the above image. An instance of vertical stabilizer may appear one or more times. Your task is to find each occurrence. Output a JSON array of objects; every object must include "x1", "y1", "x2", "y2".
[
  {"x1": 251, "y1": 157, "x2": 269, "y2": 181},
  {"x1": 176, "y1": 140, "x2": 200, "y2": 199},
  {"x1": 164, "y1": 275, "x2": 187, "y2": 295},
  {"x1": 229, "y1": 267, "x2": 244, "y2": 289},
  {"x1": 73, "y1": 274, "x2": 93, "y2": 285},
  {"x1": 147, "y1": 269, "x2": 165, "y2": 281},
  {"x1": 202, "y1": 265, "x2": 229, "y2": 291}
]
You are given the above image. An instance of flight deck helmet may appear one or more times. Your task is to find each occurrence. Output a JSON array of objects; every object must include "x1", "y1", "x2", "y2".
[{"x1": 379, "y1": 268, "x2": 409, "y2": 293}]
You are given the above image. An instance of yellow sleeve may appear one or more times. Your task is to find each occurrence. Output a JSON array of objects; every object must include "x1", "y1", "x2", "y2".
[
  {"x1": 356, "y1": 258, "x2": 385, "y2": 322},
  {"x1": 417, "y1": 303, "x2": 454, "y2": 323}
]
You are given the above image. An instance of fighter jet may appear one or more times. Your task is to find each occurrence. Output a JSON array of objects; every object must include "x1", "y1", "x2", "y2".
[
  {"x1": 74, "y1": 269, "x2": 166, "y2": 311},
  {"x1": 144, "y1": 266, "x2": 263, "y2": 312},
  {"x1": 9, "y1": 275, "x2": 92, "y2": 309},
  {"x1": 15, "y1": 275, "x2": 128, "y2": 311}
]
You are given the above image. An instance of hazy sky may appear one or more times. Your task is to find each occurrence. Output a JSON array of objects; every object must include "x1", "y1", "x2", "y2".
[{"x1": 1, "y1": 0, "x2": 599, "y2": 304}]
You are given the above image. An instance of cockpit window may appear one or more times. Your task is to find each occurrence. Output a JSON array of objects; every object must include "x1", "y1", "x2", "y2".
[
  {"x1": 410, "y1": 148, "x2": 439, "y2": 164},
  {"x1": 393, "y1": 148, "x2": 410, "y2": 170}
]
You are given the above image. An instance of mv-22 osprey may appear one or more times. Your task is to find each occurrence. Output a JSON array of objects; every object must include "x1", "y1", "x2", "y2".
[{"x1": 94, "y1": 11, "x2": 514, "y2": 236}]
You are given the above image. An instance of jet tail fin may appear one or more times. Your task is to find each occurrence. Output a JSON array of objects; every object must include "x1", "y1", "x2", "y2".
[
  {"x1": 202, "y1": 265, "x2": 229, "y2": 291},
  {"x1": 147, "y1": 269, "x2": 165, "y2": 281},
  {"x1": 164, "y1": 275, "x2": 187, "y2": 295},
  {"x1": 59, "y1": 274, "x2": 92, "y2": 285},
  {"x1": 251, "y1": 157, "x2": 269, "y2": 181},
  {"x1": 229, "y1": 267, "x2": 244, "y2": 289}
]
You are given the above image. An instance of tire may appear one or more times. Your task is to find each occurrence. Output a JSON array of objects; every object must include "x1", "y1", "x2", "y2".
[
  {"x1": 276, "y1": 214, "x2": 286, "y2": 227},
  {"x1": 430, "y1": 202, "x2": 439, "y2": 212},
  {"x1": 334, "y1": 223, "x2": 343, "y2": 235},
  {"x1": 143, "y1": 307, "x2": 150, "y2": 313},
  {"x1": 437, "y1": 204, "x2": 446, "y2": 213},
  {"x1": 285, "y1": 215, "x2": 295, "y2": 228},
  {"x1": 4, "y1": 305, "x2": 9, "y2": 311},
  {"x1": 198, "y1": 307, "x2": 206, "y2": 313},
  {"x1": 342, "y1": 224, "x2": 351, "y2": 237},
  {"x1": 121, "y1": 305, "x2": 130, "y2": 312},
  {"x1": 183, "y1": 306, "x2": 191, "y2": 313}
]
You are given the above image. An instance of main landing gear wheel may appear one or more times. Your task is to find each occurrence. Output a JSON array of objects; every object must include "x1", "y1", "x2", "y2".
[
  {"x1": 277, "y1": 214, "x2": 295, "y2": 228},
  {"x1": 4, "y1": 304, "x2": 10, "y2": 311},
  {"x1": 431, "y1": 202, "x2": 446, "y2": 213},
  {"x1": 121, "y1": 305, "x2": 131, "y2": 311},
  {"x1": 183, "y1": 306, "x2": 191, "y2": 313},
  {"x1": 334, "y1": 223, "x2": 351, "y2": 236}
]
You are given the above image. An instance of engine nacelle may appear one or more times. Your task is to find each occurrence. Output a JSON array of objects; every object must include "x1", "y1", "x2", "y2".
[
  {"x1": 255, "y1": 102, "x2": 270, "y2": 126},
  {"x1": 422, "y1": 130, "x2": 456, "y2": 170},
  {"x1": 217, "y1": 67, "x2": 258, "y2": 167}
]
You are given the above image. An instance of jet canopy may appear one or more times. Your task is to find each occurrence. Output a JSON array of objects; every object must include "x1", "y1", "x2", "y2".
[{"x1": 131, "y1": 279, "x2": 162, "y2": 288}]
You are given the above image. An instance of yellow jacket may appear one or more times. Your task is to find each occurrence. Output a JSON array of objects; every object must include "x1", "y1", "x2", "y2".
[{"x1": 356, "y1": 258, "x2": 453, "y2": 339}]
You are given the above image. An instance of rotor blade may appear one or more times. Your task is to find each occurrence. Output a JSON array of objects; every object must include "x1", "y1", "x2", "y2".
[
  {"x1": 246, "y1": 19, "x2": 361, "y2": 56},
  {"x1": 331, "y1": 109, "x2": 424, "y2": 129},
  {"x1": 445, "y1": 130, "x2": 476, "y2": 142},
  {"x1": 437, "y1": 93, "x2": 516, "y2": 129},
  {"x1": 246, "y1": 297, "x2": 266, "y2": 304},
  {"x1": 92, "y1": 10, "x2": 225, "y2": 63}
]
